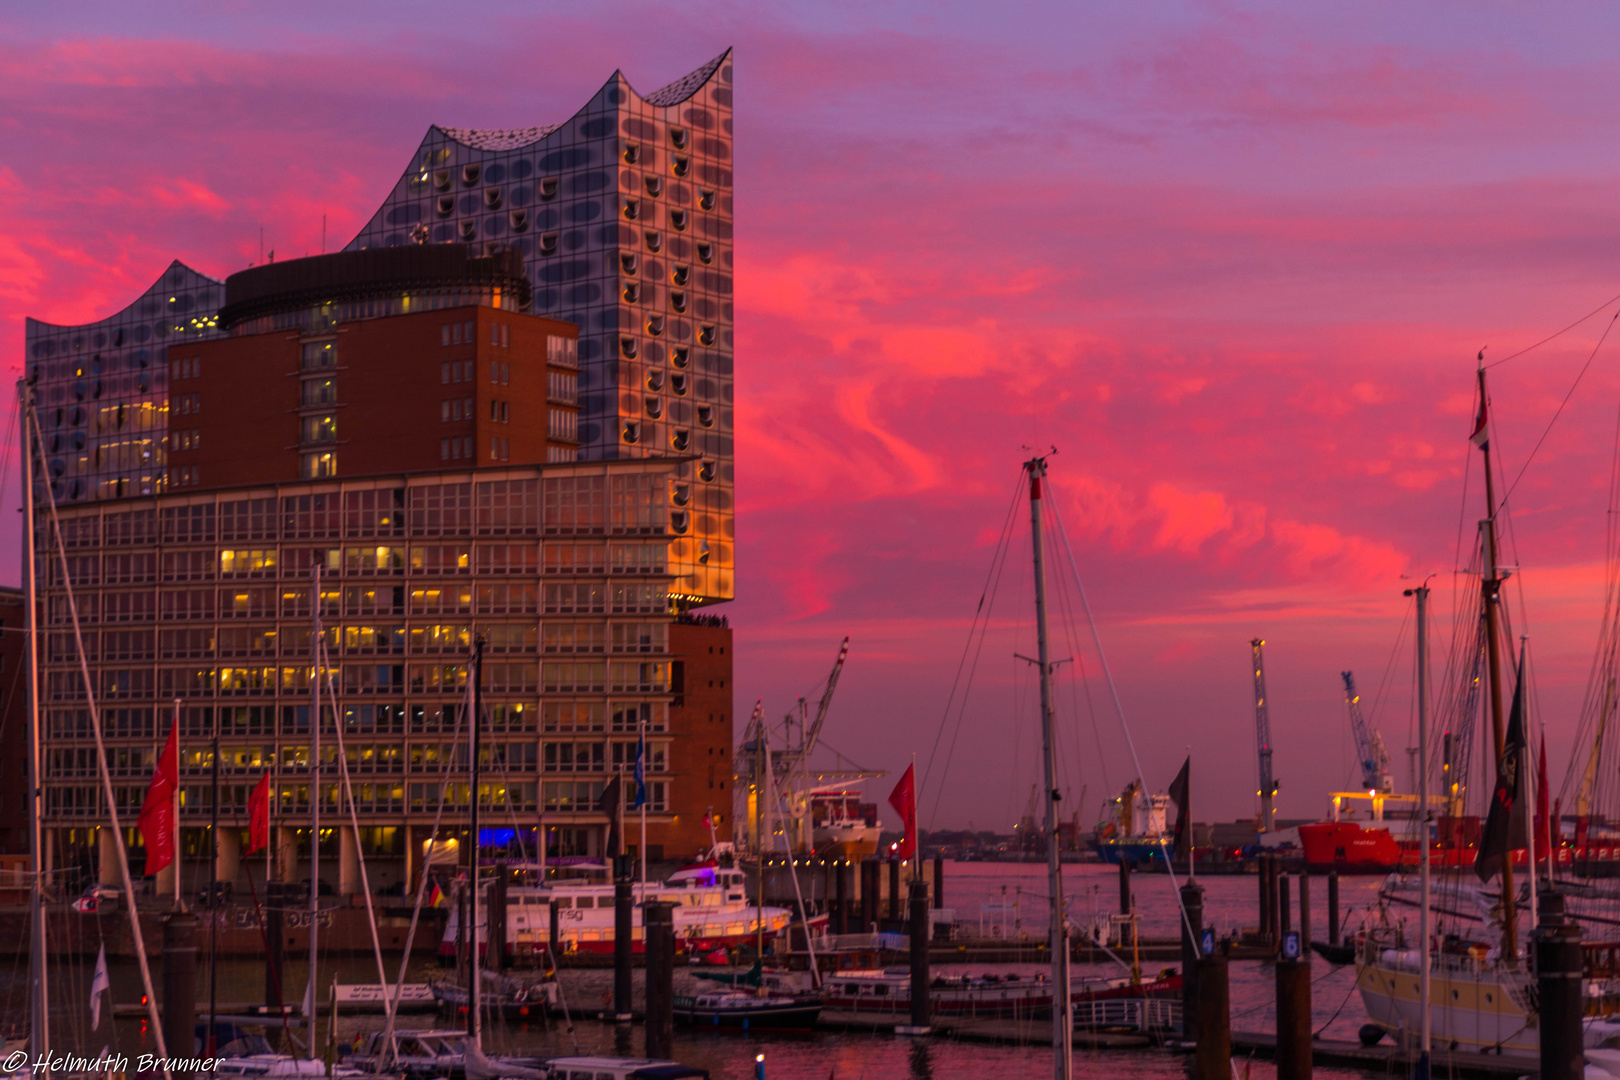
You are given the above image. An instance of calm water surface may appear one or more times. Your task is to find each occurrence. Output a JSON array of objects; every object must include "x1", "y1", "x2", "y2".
[{"x1": 9, "y1": 862, "x2": 1401, "y2": 1078}]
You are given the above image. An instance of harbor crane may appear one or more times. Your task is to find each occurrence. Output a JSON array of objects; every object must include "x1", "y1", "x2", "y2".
[
  {"x1": 1340, "y1": 670, "x2": 1392, "y2": 794},
  {"x1": 1251, "y1": 638, "x2": 1278, "y2": 832}
]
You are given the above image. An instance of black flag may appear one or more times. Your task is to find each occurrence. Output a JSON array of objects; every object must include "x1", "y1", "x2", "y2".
[
  {"x1": 1168, "y1": 756, "x2": 1191, "y2": 862},
  {"x1": 599, "y1": 773, "x2": 624, "y2": 857},
  {"x1": 1475, "y1": 652, "x2": 1528, "y2": 883}
]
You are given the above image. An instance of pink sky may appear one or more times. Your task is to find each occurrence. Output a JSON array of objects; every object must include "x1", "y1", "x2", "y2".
[{"x1": 8, "y1": 3, "x2": 1620, "y2": 828}]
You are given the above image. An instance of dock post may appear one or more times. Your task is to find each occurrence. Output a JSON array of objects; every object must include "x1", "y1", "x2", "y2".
[
  {"x1": 163, "y1": 911, "x2": 199, "y2": 1080},
  {"x1": 1536, "y1": 891, "x2": 1584, "y2": 1080},
  {"x1": 1278, "y1": 872, "x2": 1291, "y2": 942},
  {"x1": 1179, "y1": 882, "x2": 1204, "y2": 1043},
  {"x1": 862, "y1": 860, "x2": 878, "y2": 931},
  {"x1": 1193, "y1": 949, "x2": 1230, "y2": 1080},
  {"x1": 613, "y1": 853, "x2": 634, "y2": 1022},
  {"x1": 1257, "y1": 854, "x2": 1271, "y2": 940},
  {"x1": 489, "y1": 861, "x2": 507, "y2": 973},
  {"x1": 644, "y1": 901, "x2": 676, "y2": 1060},
  {"x1": 1297, "y1": 869, "x2": 1311, "y2": 946},
  {"x1": 833, "y1": 861, "x2": 847, "y2": 934},
  {"x1": 1275, "y1": 948, "x2": 1311, "y2": 1080},
  {"x1": 933, "y1": 855, "x2": 944, "y2": 910},
  {"x1": 901, "y1": 877, "x2": 931, "y2": 1035},
  {"x1": 1326, "y1": 871, "x2": 1340, "y2": 946},
  {"x1": 264, "y1": 880, "x2": 286, "y2": 1014},
  {"x1": 549, "y1": 898, "x2": 560, "y2": 955},
  {"x1": 1118, "y1": 857, "x2": 1132, "y2": 915},
  {"x1": 889, "y1": 858, "x2": 901, "y2": 922}
]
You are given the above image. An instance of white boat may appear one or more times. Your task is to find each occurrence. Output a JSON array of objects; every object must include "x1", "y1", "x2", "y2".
[{"x1": 541, "y1": 1059, "x2": 708, "y2": 1080}]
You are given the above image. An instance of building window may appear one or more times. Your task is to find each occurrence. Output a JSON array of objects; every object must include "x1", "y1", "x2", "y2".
[
  {"x1": 300, "y1": 415, "x2": 337, "y2": 444},
  {"x1": 301, "y1": 340, "x2": 336, "y2": 370},
  {"x1": 301, "y1": 379, "x2": 336, "y2": 407},
  {"x1": 440, "y1": 438, "x2": 450, "y2": 462},
  {"x1": 300, "y1": 451, "x2": 337, "y2": 479},
  {"x1": 441, "y1": 361, "x2": 450, "y2": 384}
]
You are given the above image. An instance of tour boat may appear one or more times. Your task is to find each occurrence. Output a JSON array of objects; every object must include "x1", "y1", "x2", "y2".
[
  {"x1": 820, "y1": 967, "x2": 1055, "y2": 1017},
  {"x1": 672, "y1": 989, "x2": 822, "y2": 1029}
]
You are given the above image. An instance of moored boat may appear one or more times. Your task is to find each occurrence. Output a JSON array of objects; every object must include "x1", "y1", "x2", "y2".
[{"x1": 672, "y1": 989, "x2": 822, "y2": 1029}]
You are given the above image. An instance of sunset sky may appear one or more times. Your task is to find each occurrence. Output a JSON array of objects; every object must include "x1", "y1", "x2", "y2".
[{"x1": 9, "y1": 2, "x2": 1620, "y2": 829}]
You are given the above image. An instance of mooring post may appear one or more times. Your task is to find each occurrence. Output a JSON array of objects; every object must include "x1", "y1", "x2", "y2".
[
  {"x1": 613, "y1": 853, "x2": 634, "y2": 1022},
  {"x1": 902, "y1": 876, "x2": 931, "y2": 1034},
  {"x1": 1279, "y1": 872, "x2": 1292, "y2": 942},
  {"x1": 1275, "y1": 946, "x2": 1312, "y2": 1080},
  {"x1": 1537, "y1": 891, "x2": 1584, "y2": 1080},
  {"x1": 163, "y1": 911, "x2": 199, "y2": 1080},
  {"x1": 489, "y1": 860, "x2": 508, "y2": 974},
  {"x1": 834, "y1": 861, "x2": 848, "y2": 935},
  {"x1": 933, "y1": 855, "x2": 944, "y2": 911},
  {"x1": 1298, "y1": 869, "x2": 1311, "y2": 945},
  {"x1": 1194, "y1": 949, "x2": 1230, "y2": 1080},
  {"x1": 1326, "y1": 871, "x2": 1340, "y2": 946},
  {"x1": 1257, "y1": 854, "x2": 1270, "y2": 940},
  {"x1": 549, "y1": 898, "x2": 560, "y2": 955},
  {"x1": 888, "y1": 858, "x2": 901, "y2": 922},
  {"x1": 1179, "y1": 882, "x2": 1204, "y2": 1043},
  {"x1": 644, "y1": 901, "x2": 676, "y2": 1060},
  {"x1": 1118, "y1": 858, "x2": 1132, "y2": 916},
  {"x1": 861, "y1": 860, "x2": 878, "y2": 930},
  {"x1": 265, "y1": 880, "x2": 286, "y2": 1013}
]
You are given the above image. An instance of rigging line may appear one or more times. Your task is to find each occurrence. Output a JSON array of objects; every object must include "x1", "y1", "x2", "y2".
[
  {"x1": 1047, "y1": 494, "x2": 1195, "y2": 941},
  {"x1": 1501, "y1": 309, "x2": 1620, "y2": 509},
  {"x1": 1484, "y1": 287, "x2": 1620, "y2": 368}
]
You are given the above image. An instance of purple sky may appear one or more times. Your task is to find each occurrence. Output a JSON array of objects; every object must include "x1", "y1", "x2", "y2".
[{"x1": 9, "y1": 3, "x2": 1620, "y2": 829}]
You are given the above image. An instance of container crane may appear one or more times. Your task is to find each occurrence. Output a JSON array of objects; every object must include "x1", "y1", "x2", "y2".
[
  {"x1": 1340, "y1": 671, "x2": 1392, "y2": 794},
  {"x1": 1251, "y1": 638, "x2": 1278, "y2": 833}
]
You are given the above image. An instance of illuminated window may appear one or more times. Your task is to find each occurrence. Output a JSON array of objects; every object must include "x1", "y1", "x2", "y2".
[
  {"x1": 300, "y1": 452, "x2": 337, "y2": 479},
  {"x1": 300, "y1": 415, "x2": 337, "y2": 444},
  {"x1": 301, "y1": 340, "x2": 336, "y2": 370},
  {"x1": 301, "y1": 379, "x2": 336, "y2": 407}
]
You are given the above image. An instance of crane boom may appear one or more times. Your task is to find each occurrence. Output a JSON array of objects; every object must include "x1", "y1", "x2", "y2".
[
  {"x1": 1251, "y1": 638, "x2": 1277, "y2": 832},
  {"x1": 801, "y1": 636, "x2": 850, "y2": 760},
  {"x1": 1340, "y1": 671, "x2": 1391, "y2": 793}
]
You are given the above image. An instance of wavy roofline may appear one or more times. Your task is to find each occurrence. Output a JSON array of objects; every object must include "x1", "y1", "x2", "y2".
[{"x1": 26, "y1": 259, "x2": 222, "y2": 333}]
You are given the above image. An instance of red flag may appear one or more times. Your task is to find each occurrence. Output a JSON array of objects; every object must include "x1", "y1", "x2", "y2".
[
  {"x1": 887, "y1": 764, "x2": 917, "y2": 860},
  {"x1": 1470, "y1": 383, "x2": 1490, "y2": 449},
  {"x1": 247, "y1": 773, "x2": 271, "y2": 854},
  {"x1": 137, "y1": 718, "x2": 179, "y2": 875}
]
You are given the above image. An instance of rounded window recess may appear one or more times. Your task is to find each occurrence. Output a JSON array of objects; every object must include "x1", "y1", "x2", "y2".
[
  {"x1": 621, "y1": 253, "x2": 639, "y2": 275},
  {"x1": 433, "y1": 169, "x2": 452, "y2": 192},
  {"x1": 669, "y1": 127, "x2": 688, "y2": 149},
  {"x1": 73, "y1": 380, "x2": 85, "y2": 401},
  {"x1": 698, "y1": 325, "x2": 716, "y2": 346},
  {"x1": 697, "y1": 243, "x2": 714, "y2": 264},
  {"x1": 458, "y1": 220, "x2": 477, "y2": 241},
  {"x1": 623, "y1": 143, "x2": 641, "y2": 165},
  {"x1": 698, "y1": 460, "x2": 716, "y2": 482},
  {"x1": 670, "y1": 510, "x2": 690, "y2": 534},
  {"x1": 647, "y1": 370, "x2": 665, "y2": 392},
  {"x1": 646, "y1": 314, "x2": 664, "y2": 337},
  {"x1": 645, "y1": 397, "x2": 663, "y2": 420},
  {"x1": 50, "y1": 457, "x2": 65, "y2": 478},
  {"x1": 697, "y1": 405, "x2": 714, "y2": 428},
  {"x1": 697, "y1": 540, "x2": 711, "y2": 565},
  {"x1": 1451, "y1": 990, "x2": 1458, "y2": 1000},
  {"x1": 670, "y1": 291, "x2": 687, "y2": 314},
  {"x1": 509, "y1": 210, "x2": 529, "y2": 233},
  {"x1": 644, "y1": 231, "x2": 663, "y2": 253},
  {"x1": 539, "y1": 177, "x2": 559, "y2": 201},
  {"x1": 644, "y1": 177, "x2": 663, "y2": 198},
  {"x1": 484, "y1": 187, "x2": 503, "y2": 210},
  {"x1": 68, "y1": 479, "x2": 82, "y2": 500},
  {"x1": 672, "y1": 156, "x2": 690, "y2": 178},
  {"x1": 672, "y1": 484, "x2": 691, "y2": 507},
  {"x1": 699, "y1": 189, "x2": 716, "y2": 211},
  {"x1": 671, "y1": 347, "x2": 690, "y2": 368},
  {"x1": 538, "y1": 232, "x2": 559, "y2": 256},
  {"x1": 462, "y1": 164, "x2": 481, "y2": 186},
  {"x1": 622, "y1": 422, "x2": 641, "y2": 444},
  {"x1": 437, "y1": 196, "x2": 455, "y2": 218},
  {"x1": 48, "y1": 433, "x2": 60, "y2": 453},
  {"x1": 671, "y1": 374, "x2": 688, "y2": 396},
  {"x1": 69, "y1": 406, "x2": 83, "y2": 426},
  {"x1": 620, "y1": 337, "x2": 639, "y2": 360},
  {"x1": 669, "y1": 210, "x2": 688, "y2": 232},
  {"x1": 622, "y1": 283, "x2": 641, "y2": 304},
  {"x1": 73, "y1": 430, "x2": 86, "y2": 450},
  {"x1": 671, "y1": 429, "x2": 689, "y2": 452},
  {"x1": 671, "y1": 265, "x2": 690, "y2": 287},
  {"x1": 623, "y1": 199, "x2": 641, "y2": 221}
]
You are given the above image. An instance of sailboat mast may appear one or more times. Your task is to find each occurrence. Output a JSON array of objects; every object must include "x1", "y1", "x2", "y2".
[
  {"x1": 1409, "y1": 584, "x2": 1433, "y2": 1074},
  {"x1": 469, "y1": 635, "x2": 484, "y2": 1044},
  {"x1": 308, "y1": 563, "x2": 321, "y2": 1054},
  {"x1": 1476, "y1": 366, "x2": 1518, "y2": 962},
  {"x1": 20, "y1": 388, "x2": 47, "y2": 1075},
  {"x1": 1026, "y1": 456, "x2": 1073, "y2": 1080}
]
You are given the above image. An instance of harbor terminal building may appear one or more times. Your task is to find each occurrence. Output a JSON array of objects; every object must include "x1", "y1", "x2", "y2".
[{"x1": 19, "y1": 53, "x2": 737, "y2": 896}]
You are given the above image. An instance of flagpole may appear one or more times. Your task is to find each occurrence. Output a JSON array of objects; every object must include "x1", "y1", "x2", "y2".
[
  {"x1": 1522, "y1": 637, "x2": 1538, "y2": 931},
  {"x1": 173, "y1": 697, "x2": 183, "y2": 911},
  {"x1": 639, "y1": 716, "x2": 648, "y2": 898},
  {"x1": 308, "y1": 563, "x2": 321, "y2": 1056}
]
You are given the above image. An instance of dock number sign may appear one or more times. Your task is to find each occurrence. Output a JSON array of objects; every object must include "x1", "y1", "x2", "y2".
[
  {"x1": 1200, "y1": 929, "x2": 1214, "y2": 956},
  {"x1": 1281, "y1": 931, "x2": 1301, "y2": 960}
]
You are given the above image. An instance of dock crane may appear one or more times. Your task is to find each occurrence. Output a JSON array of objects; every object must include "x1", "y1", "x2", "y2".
[
  {"x1": 1340, "y1": 671, "x2": 1392, "y2": 794},
  {"x1": 1251, "y1": 639, "x2": 1278, "y2": 833}
]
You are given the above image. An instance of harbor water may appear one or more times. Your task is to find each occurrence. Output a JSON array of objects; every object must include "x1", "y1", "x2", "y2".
[{"x1": 7, "y1": 861, "x2": 1398, "y2": 1078}]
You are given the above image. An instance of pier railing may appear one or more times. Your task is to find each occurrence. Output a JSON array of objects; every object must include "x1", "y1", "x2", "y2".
[{"x1": 1073, "y1": 997, "x2": 1182, "y2": 1033}]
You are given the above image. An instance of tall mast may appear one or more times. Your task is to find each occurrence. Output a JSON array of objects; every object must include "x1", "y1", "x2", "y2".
[
  {"x1": 1026, "y1": 456, "x2": 1073, "y2": 1080},
  {"x1": 1250, "y1": 639, "x2": 1276, "y2": 833},
  {"x1": 1408, "y1": 584, "x2": 1432, "y2": 1078},
  {"x1": 307, "y1": 563, "x2": 321, "y2": 1053},
  {"x1": 21, "y1": 386, "x2": 47, "y2": 1077},
  {"x1": 468, "y1": 635, "x2": 484, "y2": 1046},
  {"x1": 1476, "y1": 366, "x2": 1518, "y2": 962}
]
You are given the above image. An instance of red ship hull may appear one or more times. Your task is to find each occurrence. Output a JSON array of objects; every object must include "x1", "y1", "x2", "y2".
[{"x1": 1299, "y1": 820, "x2": 1566, "y2": 873}]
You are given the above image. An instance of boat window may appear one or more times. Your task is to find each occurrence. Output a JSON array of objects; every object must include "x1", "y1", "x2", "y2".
[
  {"x1": 872, "y1": 985, "x2": 887, "y2": 997},
  {"x1": 576, "y1": 896, "x2": 594, "y2": 908},
  {"x1": 842, "y1": 984, "x2": 857, "y2": 995}
]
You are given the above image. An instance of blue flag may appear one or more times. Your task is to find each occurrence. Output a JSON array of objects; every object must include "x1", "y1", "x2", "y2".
[{"x1": 633, "y1": 729, "x2": 647, "y2": 810}]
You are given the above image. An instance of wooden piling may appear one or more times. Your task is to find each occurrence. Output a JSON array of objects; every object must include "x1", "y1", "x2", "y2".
[
  {"x1": 1297, "y1": 870, "x2": 1311, "y2": 945},
  {"x1": 1119, "y1": 858, "x2": 1132, "y2": 915},
  {"x1": 1179, "y1": 882, "x2": 1204, "y2": 1044},
  {"x1": 163, "y1": 912, "x2": 198, "y2": 1080},
  {"x1": 1537, "y1": 892, "x2": 1584, "y2": 1080},
  {"x1": 1326, "y1": 871, "x2": 1340, "y2": 946},
  {"x1": 613, "y1": 854, "x2": 634, "y2": 1021},
  {"x1": 644, "y1": 901, "x2": 676, "y2": 1060},
  {"x1": 1275, "y1": 954, "x2": 1312, "y2": 1080},
  {"x1": 1279, "y1": 872, "x2": 1291, "y2": 941},
  {"x1": 1194, "y1": 951, "x2": 1230, "y2": 1080}
]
